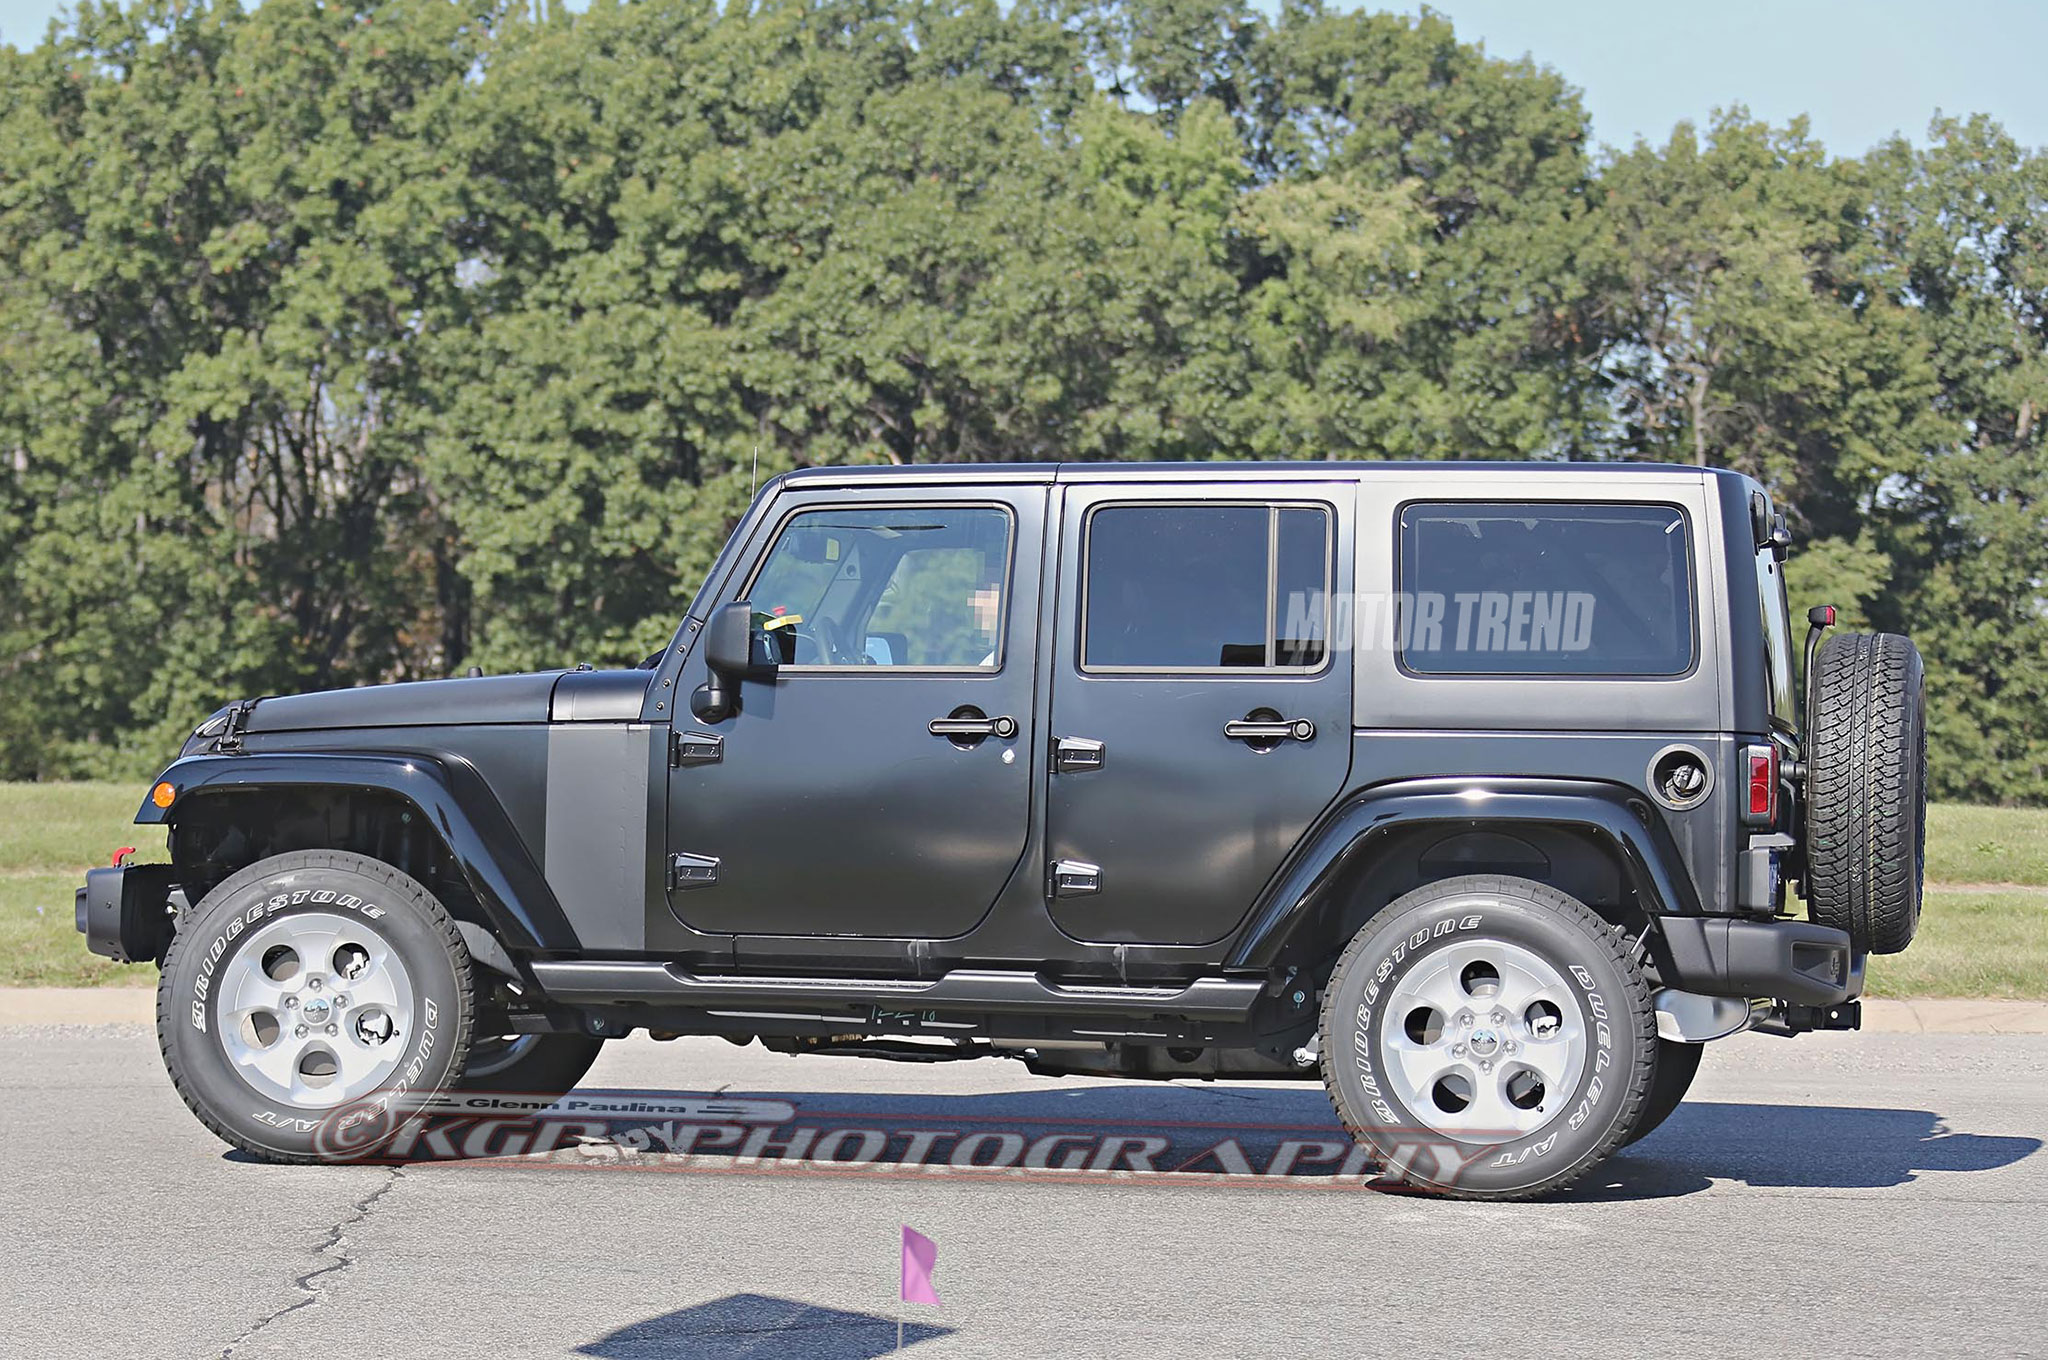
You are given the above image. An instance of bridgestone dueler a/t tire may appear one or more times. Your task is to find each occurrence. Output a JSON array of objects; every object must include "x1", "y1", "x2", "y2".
[
  {"x1": 157, "y1": 850, "x2": 474, "y2": 1163},
  {"x1": 1319, "y1": 875, "x2": 1657, "y2": 1200},
  {"x1": 1805, "y1": 632, "x2": 1927, "y2": 955}
]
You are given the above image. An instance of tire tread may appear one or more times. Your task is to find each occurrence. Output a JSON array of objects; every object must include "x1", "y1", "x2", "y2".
[
  {"x1": 156, "y1": 849, "x2": 474, "y2": 1164},
  {"x1": 1806, "y1": 632, "x2": 1925, "y2": 954},
  {"x1": 1317, "y1": 874, "x2": 1657, "y2": 1201}
]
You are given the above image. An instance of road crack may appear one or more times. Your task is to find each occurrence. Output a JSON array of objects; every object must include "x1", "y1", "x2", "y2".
[{"x1": 218, "y1": 1168, "x2": 405, "y2": 1359}]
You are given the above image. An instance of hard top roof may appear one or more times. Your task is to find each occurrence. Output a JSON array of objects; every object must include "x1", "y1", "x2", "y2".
[{"x1": 777, "y1": 459, "x2": 1744, "y2": 487}]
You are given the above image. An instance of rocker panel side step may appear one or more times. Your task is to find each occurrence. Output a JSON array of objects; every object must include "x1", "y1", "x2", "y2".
[{"x1": 527, "y1": 961, "x2": 1264, "y2": 1021}]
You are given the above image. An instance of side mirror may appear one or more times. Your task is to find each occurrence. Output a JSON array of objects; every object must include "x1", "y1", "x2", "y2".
[{"x1": 692, "y1": 601, "x2": 777, "y2": 721}]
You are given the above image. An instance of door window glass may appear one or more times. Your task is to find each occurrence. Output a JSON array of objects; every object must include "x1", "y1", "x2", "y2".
[
  {"x1": 1082, "y1": 503, "x2": 1331, "y2": 671},
  {"x1": 747, "y1": 505, "x2": 1012, "y2": 668}
]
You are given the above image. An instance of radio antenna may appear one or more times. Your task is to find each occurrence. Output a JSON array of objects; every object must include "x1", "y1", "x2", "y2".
[{"x1": 749, "y1": 444, "x2": 760, "y2": 501}]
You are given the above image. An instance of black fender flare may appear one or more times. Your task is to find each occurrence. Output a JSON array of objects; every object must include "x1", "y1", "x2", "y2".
[
  {"x1": 1227, "y1": 776, "x2": 1701, "y2": 970},
  {"x1": 138, "y1": 752, "x2": 580, "y2": 953}
]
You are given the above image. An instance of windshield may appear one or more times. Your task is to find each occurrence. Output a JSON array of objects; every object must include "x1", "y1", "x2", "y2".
[{"x1": 1757, "y1": 544, "x2": 1798, "y2": 732}]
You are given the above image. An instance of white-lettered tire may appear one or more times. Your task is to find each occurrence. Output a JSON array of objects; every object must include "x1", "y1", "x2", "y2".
[
  {"x1": 156, "y1": 850, "x2": 474, "y2": 1163},
  {"x1": 1319, "y1": 875, "x2": 1656, "y2": 1199}
]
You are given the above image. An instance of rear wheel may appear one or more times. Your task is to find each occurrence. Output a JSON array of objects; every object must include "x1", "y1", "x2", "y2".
[{"x1": 1319, "y1": 875, "x2": 1656, "y2": 1199}]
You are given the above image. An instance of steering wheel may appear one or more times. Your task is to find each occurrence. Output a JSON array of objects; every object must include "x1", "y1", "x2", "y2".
[{"x1": 786, "y1": 616, "x2": 854, "y2": 666}]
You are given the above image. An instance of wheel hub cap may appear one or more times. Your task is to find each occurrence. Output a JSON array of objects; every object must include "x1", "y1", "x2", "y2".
[
  {"x1": 214, "y1": 910, "x2": 416, "y2": 1110},
  {"x1": 1376, "y1": 937, "x2": 1589, "y2": 1145}
]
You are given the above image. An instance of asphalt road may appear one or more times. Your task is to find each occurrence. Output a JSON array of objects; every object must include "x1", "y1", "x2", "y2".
[{"x1": 6, "y1": 1024, "x2": 2045, "y2": 1360}]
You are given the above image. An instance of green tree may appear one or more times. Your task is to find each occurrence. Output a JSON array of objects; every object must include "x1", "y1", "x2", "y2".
[
  {"x1": 2, "y1": 0, "x2": 2043, "y2": 803},
  {"x1": 1589, "y1": 113, "x2": 1941, "y2": 533},
  {"x1": 0, "y1": 0, "x2": 494, "y2": 774},
  {"x1": 1859, "y1": 117, "x2": 2048, "y2": 801}
]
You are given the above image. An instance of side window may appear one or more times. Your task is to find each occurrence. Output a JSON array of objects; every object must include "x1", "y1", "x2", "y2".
[
  {"x1": 1756, "y1": 544, "x2": 1798, "y2": 730},
  {"x1": 746, "y1": 505, "x2": 1012, "y2": 669},
  {"x1": 1397, "y1": 502, "x2": 1694, "y2": 676},
  {"x1": 1082, "y1": 503, "x2": 1331, "y2": 672}
]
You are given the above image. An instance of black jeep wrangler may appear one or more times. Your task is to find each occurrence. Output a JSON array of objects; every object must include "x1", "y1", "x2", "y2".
[{"x1": 79, "y1": 461, "x2": 1926, "y2": 1198}]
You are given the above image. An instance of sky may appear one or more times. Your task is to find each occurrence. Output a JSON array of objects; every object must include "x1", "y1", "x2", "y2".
[
  {"x1": 1, "y1": 0, "x2": 2041, "y2": 157},
  {"x1": 1424, "y1": 0, "x2": 2046, "y2": 154}
]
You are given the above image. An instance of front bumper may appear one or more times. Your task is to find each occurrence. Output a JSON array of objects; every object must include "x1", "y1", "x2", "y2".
[
  {"x1": 75, "y1": 865, "x2": 177, "y2": 964},
  {"x1": 1654, "y1": 915, "x2": 1862, "y2": 1007}
]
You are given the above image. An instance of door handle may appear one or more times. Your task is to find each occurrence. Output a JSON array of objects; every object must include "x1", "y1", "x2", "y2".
[
  {"x1": 929, "y1": 714, "x2": 1018, "y2": 739},
  {"x1": 1223, "y1": 717, "x2": 1316, "y2": 743}
]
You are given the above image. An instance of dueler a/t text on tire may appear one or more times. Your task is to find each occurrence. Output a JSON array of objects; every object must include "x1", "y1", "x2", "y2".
[
  {"x1": 1319, "y1": 875, "x2": 1656, "y2": 1200},
  {"x1": 1804, "y1": 632, "x2": 1927, "y2": 955},
  {"x1": 156, "y1": 850, "x2": 474, "y2": 1163}
]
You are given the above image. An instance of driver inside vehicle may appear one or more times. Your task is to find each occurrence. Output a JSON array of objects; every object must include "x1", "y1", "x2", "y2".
[
  {"x1": 973, "y1": 574, "x2": 1003, "y2": 667},
  {"x1": 749, "y1": 506, "x2": 1010, "y2": 669}
]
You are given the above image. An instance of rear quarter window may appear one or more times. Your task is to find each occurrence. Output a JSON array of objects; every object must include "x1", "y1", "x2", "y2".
[
  {"x1": 1757, "y1": 544, "x2": 1798, "y2": 729},
  {"x1": 1397, "y1": 502, "x2": 1696, "y2": 677}
]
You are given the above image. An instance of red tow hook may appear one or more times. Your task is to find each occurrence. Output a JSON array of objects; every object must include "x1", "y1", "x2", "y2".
[{"x1": 111, "y1": 846, "x2": 137, "y2": 867}]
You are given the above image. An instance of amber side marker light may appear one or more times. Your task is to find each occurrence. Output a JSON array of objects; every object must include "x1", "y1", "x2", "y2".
[{"x1": 151, "y1": 782, "x2": 177, "y2": 809}]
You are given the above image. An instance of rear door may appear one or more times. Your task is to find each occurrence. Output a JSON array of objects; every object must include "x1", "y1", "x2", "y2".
[{"x1": 1044, "y1": 482, "x2": 1354, "y2": 946}]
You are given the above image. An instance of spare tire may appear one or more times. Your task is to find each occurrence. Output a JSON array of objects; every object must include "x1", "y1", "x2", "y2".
[{"x1": 1804, "y1": 632, "x2": 1927, "y2": 954}]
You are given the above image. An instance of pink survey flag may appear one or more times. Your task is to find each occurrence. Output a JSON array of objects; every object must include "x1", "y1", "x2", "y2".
[{"x1": 900, "y1": 1225, "x2": 941, "y2": 1305}]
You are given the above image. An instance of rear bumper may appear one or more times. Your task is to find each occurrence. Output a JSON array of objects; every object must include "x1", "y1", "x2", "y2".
[
  {"x1": 75, "y1": 865, "x2": 177, "y2": 964},
  {"x1": 1654, "y1": 915, "x2": 1862, "y2": 1007}
]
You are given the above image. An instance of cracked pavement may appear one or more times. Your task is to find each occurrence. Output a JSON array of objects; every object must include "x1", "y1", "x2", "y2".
[
  {"x1": 216, "y1": 1169, "x2": 405, "y2": 1359},
  {"x1": 6, "y1": 1025, "x2": 2046, "y2": 1358}
]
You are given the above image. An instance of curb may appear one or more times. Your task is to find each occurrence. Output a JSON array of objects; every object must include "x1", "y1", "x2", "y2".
[
  {"x1": 0, "y1": 987, "x2": 155, "y2": 1026},
  {"x1": 1857, "y1": 998, "x2": 2048, "y2": 1035},
  {"x1": 2, "y1": 988, "x2": 2045, "y2": 1034}
]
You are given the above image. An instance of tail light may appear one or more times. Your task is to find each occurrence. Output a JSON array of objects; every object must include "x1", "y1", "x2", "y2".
[{"x1": 1742, "y1": 744, "x2": 1780, "y2": 827}]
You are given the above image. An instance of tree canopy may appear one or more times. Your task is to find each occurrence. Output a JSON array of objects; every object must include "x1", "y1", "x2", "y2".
[{"x1": 2, "y1": 0, "x2": 2043, "y2": 800}]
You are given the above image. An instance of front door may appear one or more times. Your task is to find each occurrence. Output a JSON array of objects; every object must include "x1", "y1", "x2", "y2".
[
  {"x1": 1045, "y1": 484, "x2": 1354, "y2": 945},
  {"x1": 666, "y1": 486, "x2": 1044, "y2": 939}
]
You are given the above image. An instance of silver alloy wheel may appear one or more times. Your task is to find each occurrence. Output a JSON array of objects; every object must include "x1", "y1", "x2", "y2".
[
  {"x1": 214, "y1": 910, "x2": 416, "y2": 1109},
  {"x1": 1377, "y1": 937, "x2": 1588, "y2": 1144}
]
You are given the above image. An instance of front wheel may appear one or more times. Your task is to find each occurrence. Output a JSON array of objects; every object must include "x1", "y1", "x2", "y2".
[
  {"x1": 1624, "y1": 1039, "x2": 1704, "y2": 1146},
  {"x1": 1318, "y1": 875, "x2": 1656, "y2": 1199},
  {"x1": 157, "y1": 850, "x2": 475, "y2": 1163}
]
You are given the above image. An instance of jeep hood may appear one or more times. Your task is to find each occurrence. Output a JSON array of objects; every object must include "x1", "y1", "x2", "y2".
[
  {"x1": 219, "y1": 668, "x2": 659, "y2": 737},
  {"x1": 238, "y1": 672, "x2": 568, "y2": 735}
]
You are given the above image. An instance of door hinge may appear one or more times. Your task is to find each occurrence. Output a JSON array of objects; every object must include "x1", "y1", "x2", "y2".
[
  {"x1": 670, "y1": 730, "x2": 724, "y2": 767},
  {"x1": 1054, "y1": 736, "x2": 1105, "y2": 773},
  {"x1": 1049, "y1": 859, "x2": 1101, "y2": 897},
  {"x1": 666, "y1": 852, "x2": 720, "y2": 890}
]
